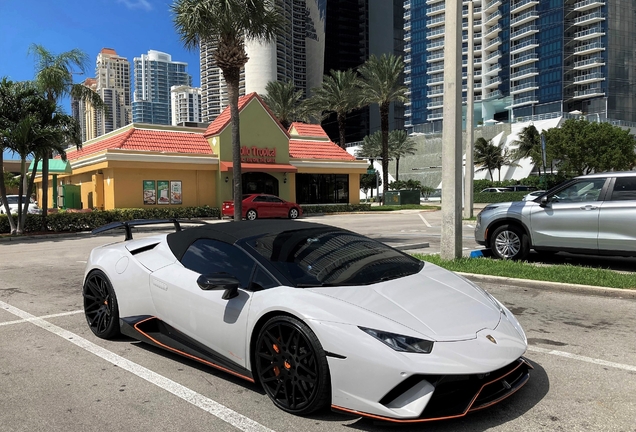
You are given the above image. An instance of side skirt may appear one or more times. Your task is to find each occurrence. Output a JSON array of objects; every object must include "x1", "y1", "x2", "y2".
[{"x1": 120, "y1": 316, "x2": 254, "y2": 383}]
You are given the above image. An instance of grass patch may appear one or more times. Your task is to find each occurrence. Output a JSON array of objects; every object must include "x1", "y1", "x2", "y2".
[
  {"x1": 413, "y1": 254, "x2": 636, "y2": 289},
  {"x1": 368, "y1": 204, "x2": 440, "y2": 211}
]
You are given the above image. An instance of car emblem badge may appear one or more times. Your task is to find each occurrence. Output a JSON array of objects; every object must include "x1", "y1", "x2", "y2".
[{"x1": 486, "y1": 335, "x2": 497, "y2": 344}]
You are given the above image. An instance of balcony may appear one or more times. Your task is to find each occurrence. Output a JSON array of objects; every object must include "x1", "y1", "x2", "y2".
[
  {"x1": 485, "y1": 63, "x2": 502, "y2": 76},
  {"x1": 510, "y1": 38, "x2": 539, "y2": 55},
  {"x1": 574, "y1": 11, "x2": 605, "y2": 26},
  {"x1": 485, "y1": 50, "x2": 502, "y2": 63},
  {"x1": 573, "y1": 26, "x2": 605, "y2": 41},
  {"x1": 511, "y1": 95, "x2": 538, "y2": 106},
  {"x1": 427, "y1": 76, "x2": 445, "y2": 85},
  {"x1": 573, "y1": 56, "x2": 605, "y2": 70},
  {"x1": 485, "y1": 24, "x2": 502, "y2": 37},
  {"x1": 573, "y1": 87, "x2": 604, "y2": 98},
  {"x1": 510, "y1": 81, "x2": 539, "y2": 94},
  {"x1": 573, "y1": 0, "x2": 605, "y2": 12},
  {"x1": 486, "y1": 37, "x2": 502, "y2": 49},
  {"x1": 510, "y1": 10, "x2": 539, "y2": 27},
  {"x1": 404, "y1": 43, "x2": 412, "y2": 53},
  {"x1": 427, "y1": 16, "x2": 446, "y2": 27},
  {"x1": 510, "y1": 24, "x2": 539, "y2": 41},
  {"x1": 427, "y1": 40, "x2": 445, "y2": 51},
  {"x1": 427, "y1": 99, "x2": 444, "y2": 109},
  {"x1": 483, "y1": 89, "x2": 502, "y2": 100},
  {"x1": 428, "y1": 64, "x2": 445, "y2": 73},
  {"x1": 484, "y1": 76, "x2": 502, "y2": 89},
  {"x1": 573, "y1": 72, "x2": 605, "y2": 84},
  {"x1": 510, "y1": 52, "x2": 539, "y2": 67},
  {"x1": 426, "y1": 0, "x2": 444, "y2": 4},
  {"x1": 427, "y1": 3, "x2": 445, "y2": 15},
  {"x1": 485, "y1": 10, "x2": 502, "y2": 24},
  {"x1": 574, "y1": 41, "x2": 605, "y2": 55},
  {"x1": 426, "y1": 52, "x2": 445, "y2": 62},
  {"x1": 485, "y1": 0, "x2": 501, "y2": 12},
  {"x1": 511, "y1": 0, "x2": 539, "y2": 14},
  {"x1": 427, "y1": 88, "x2": 444, "y2": 97},
  {"x1": 510, "y1": 67, "x2": 539, "y2": 80},
  {"x1": 427, "y1": 27, "x2": 446, "y2": 39}
]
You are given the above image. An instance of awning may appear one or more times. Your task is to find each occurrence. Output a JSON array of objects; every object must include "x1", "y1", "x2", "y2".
[
  {"x1": 28, "y1": 159, "x2": 72, "y2": 174},
  {"x1": 220, "y1": 161, "x2": 298, "y2": 173}
]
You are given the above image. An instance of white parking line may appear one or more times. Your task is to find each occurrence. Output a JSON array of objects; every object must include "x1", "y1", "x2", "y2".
[
  {"x1": 418, "y1": 213, "x2": 432, "y2": 228},
  {"x1": 0, "y1": 309, "x2": 84, "y2": 327},
  {"x1": 528, "y1": 346, "x2": 636, "y2": 372},
  {"x1": 0, "y1": 300, "x2": 275, "y2": 432}
]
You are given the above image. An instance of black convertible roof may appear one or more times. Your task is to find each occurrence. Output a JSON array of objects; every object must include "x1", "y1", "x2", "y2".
[{"x1": 166, "y1": 220, "x2": 332, "y2": 261}]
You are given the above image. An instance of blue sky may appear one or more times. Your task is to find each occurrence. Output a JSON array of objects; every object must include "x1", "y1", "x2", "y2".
[{"x1": 1, "y1": 0, "x2": 201, "y2": 160}]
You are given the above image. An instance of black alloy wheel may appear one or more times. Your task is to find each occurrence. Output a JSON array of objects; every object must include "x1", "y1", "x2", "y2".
[
  {"x1": 255, "y1": 316, "x2": 330, "y2": 415},
  {"x1": 83, "y1": 270, "x2": 120, "y2": 339}
]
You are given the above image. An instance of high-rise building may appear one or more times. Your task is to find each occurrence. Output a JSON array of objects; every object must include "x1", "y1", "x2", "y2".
[
  {"x1": 72, "y1": 48, "x2": 131, "y2": 141},
  {"x1": 199, "y1": 0, "x2": 326, "y2": 123},
  {"x1": 133, "y1": 50, "x2": 192, "y2": 125},
  {"x1": 404, "y1": 0, "x2": 636, "y2": 133},
  {"x1": 170, "y1": 85, "x2": 203, "y2": 126}
]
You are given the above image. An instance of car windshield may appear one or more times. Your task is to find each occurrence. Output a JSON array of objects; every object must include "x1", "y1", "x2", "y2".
[
  {"x1": 4, "y1": 196, "x2": 31, "y2": 205},
  {"x1": 245, "y1": 227, "x2": 424, "y2": 287}
]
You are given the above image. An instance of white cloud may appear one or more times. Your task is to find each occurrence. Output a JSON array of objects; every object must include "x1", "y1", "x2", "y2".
[{"x1": 117, "y1": 0, "x2": 153, "y2": 11}]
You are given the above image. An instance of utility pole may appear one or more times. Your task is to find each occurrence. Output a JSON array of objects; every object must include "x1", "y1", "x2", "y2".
[
  {"x1": 441, "y1": 0, "x2": 463, "y2": 259},
  {"x1": 464, "y1": 0, "x2": 474, "y2": 219}
]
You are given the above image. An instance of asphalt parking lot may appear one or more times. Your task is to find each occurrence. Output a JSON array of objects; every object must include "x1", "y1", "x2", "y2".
[{"x1": 1, "y1": 211, "x2": 635, "y2": 431}]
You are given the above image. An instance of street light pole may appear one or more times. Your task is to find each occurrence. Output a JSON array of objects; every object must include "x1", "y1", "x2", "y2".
[
  {"x1": 441, "y1": 0, "x2": 463, "y2": 259},
  {"x1": 463, "y1": 0, "x2": 474, "y2": 219}
]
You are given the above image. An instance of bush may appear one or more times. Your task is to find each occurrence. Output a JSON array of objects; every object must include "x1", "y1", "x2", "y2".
[
  {"x1": 0, "y1": 206, "x2": 220, "y2": 234},
  {"x1": 473, "y1": 174, "x2": 571, "y2": 193},
  {"x1": 300, "y1": 204, "x2": 371, "y2": 214},
  {"x1": 473, "y1": 192, "x2": 527, "y2": 203}
]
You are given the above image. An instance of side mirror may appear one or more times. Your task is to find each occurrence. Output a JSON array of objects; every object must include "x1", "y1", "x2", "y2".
[
  {"x1": 197, "y1": 273, "x2": 240, "y2": 300},
  {"x1": 539, "y1": 196, "x2": 549, "y2": 207}
]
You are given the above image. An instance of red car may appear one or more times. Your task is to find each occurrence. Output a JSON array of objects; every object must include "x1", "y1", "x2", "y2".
[{"x1": 222, "y1": 194, "x2": 303, "y2": 220}]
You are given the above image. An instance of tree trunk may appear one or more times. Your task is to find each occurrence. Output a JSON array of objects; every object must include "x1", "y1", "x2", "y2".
[
  {"x1": 20, "y1": 158, "x2": 40, "y2": 232},
  {"x1": 395, "y1": 157, "x2": 400, "y2": 182},
  {"x1": 337, "y1": 113, "x2": 347, "y2": 148},
  {"x1": 223, "y1": 66, "x2": 243, "y2": 221},
  {"x1": 380, "y1": 102, "x2": 390, "y2": 205},
  {"x1": 0, "y1": 151, "x2": 17, "y2": 234}
]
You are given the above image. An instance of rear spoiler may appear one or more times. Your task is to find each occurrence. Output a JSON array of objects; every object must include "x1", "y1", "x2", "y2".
[{"x1": 92, "y1": 219, "x2": 209, "y2": 241}]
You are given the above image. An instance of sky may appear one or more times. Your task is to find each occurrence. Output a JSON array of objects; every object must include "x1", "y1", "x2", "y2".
[{"x1": 1, "y1": 0, "x2": 201, "y2": 160}]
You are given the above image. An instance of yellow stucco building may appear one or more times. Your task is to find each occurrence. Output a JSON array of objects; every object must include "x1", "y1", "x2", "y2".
[{"x1": 35, "y1": 93, "x2": 367, "y2": 210}]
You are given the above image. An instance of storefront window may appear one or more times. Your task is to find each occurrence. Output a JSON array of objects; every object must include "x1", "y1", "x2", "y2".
[
  {"x1": 242, "y1": 172, "x2": 279, "y2": 196},
  {"x1": 296, "y1": 174, "x2": 349, "y2": 204}
]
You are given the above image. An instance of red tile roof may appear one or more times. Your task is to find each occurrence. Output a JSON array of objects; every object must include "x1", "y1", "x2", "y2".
[
  {"x1": 289, "y1": 122, "x2": 329, "y2": 138},
  {"x1": 100, "y1": 48, "x2": 118, "y2": 55},
  {"x1": 289, "y1": 140, "x2": 356, "y2": 161},
  {"x1": 204, "y1": 92, "x2": 289, "y2": 138},
  {"x1": 64, "y1": 128, "x2": 212, "y2": 161}
]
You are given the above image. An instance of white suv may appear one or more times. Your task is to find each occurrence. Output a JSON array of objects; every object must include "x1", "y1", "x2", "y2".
[{"x1": 0, "y1": 195, "x2": 42, "y2": 215}]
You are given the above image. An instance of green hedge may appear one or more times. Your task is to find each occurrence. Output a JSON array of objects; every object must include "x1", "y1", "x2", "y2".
[
  {"x1": 0, "y1": 206, "x2": 220, "y2": 234},
  {"x1": 473, "y1": 192, "x2": 527, "y2": 203},
  {"x1": 300, "y1": 204, "x2": 371, "y2": 214}
]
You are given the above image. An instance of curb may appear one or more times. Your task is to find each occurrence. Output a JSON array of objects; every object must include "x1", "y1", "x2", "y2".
[{"x1": 458, "y1": 272, "x2": 636, "y2": 299}]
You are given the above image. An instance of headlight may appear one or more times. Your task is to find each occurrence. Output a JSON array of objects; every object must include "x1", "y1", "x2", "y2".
[
  {"x1": 481, "y1": 205, "x2": 499, "y2": 212},
  {"x1": 359, "y1": 327, "x2": 434, "y2": 354}
]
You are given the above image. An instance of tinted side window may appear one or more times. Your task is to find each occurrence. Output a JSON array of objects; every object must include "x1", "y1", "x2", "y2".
[
  {"x1": 267, "y1": 197, "x2": 283, "y2": 203},
  {"x1": 253, "y1": 196, "x2": 267, "y2": 202},
  {"x1": 181, "y1": 239, "x2": 255, "y2": 288},
  {"x1": 550, "y1": 178, "x2": 606, "y2": 203},
  {"x1": 610, "y1": 177, "x2": 636, "y2": 201},
  {"x1": 251, "y1": 267, "x2": 279, "y2": 290}
]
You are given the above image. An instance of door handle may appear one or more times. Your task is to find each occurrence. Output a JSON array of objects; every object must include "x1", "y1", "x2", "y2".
[{"x1": 580, "y1": 205, "x2": 598, "y2": 210}]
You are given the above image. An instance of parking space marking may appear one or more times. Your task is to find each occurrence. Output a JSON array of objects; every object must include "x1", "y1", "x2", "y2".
[
  {"x1": 528, "y1": 346, "x2": 636, "y2": 372},
  {"x1": 418, "y1": 213, "x2": 432, "y2": 228},
  {"x1": 0, "y1": 309, "x2": 83, "y2": 327},
  {"x1": 0, "y1": 300, "x2": 275, "y2": 432}
]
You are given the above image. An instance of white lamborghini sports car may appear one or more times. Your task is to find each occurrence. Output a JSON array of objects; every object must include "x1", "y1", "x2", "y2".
[{"x1": 83, "y1": 219, "x2": 531, "y2": 422}]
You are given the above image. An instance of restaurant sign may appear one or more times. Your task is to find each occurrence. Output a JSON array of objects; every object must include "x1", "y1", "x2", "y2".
[{"x1": 240, "y1": 146, "x2": 277, "y2": 163}]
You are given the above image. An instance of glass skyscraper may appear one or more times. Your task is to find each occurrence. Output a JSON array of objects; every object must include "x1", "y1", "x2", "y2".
[
  {"x1": 404, "y1": 0, "x2": 636, "y2": 132},
  {"x1": 133, "y1": 50, "x2": 192, "y2": 125}
]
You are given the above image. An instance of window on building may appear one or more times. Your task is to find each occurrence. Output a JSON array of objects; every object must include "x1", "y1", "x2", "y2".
[{"x1": 295, "y1": 174, "x2": 349, "y2": 205}]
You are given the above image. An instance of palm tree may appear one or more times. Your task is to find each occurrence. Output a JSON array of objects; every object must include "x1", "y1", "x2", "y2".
[
  {"x1": 389, "y1": 130, "x2": 416, "y2": 181},
  {"x1": 474, "y1": 137, "x2": 498, "y2": 181},
  {"x1": 261, "y1": 80, "x2": 304, "y2": 129},
  {"x1": 355, "y1": 131, "x2": 383, "y2": 160},
  {"x1": 172, "y1": 0, "x2": 281, "y2": 220},
  {"x1": 358, "y1": 54, "x2": 408, "y2": 203},
  {"x1": 304, "y1": 69, "x2": 362, "y2": 148},
  {"x1": 512, "y1": 124, "x2": 543, "y2": 175},
  {"x1": 29, "y1": 44, "x2": 103, "y2": 229}
]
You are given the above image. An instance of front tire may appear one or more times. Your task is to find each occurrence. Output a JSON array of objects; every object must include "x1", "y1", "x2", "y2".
[
  {"x1": 246, "y1": 209, "x2": 258, "y2": 220},
  {"x1": 83, "y1": 270, "x2": 120, "y2": 339},
  {"x1": 490, "y1": 224, "x2": 529, "y2": 260},
  {"x1": 255, "y1": 316, "x2": 330, "y2": 416},
  {"x1": 288, "y1": 208, "x2": 299, "y2": 219}
]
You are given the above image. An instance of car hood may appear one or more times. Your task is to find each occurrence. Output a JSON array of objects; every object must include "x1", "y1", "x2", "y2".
[{"x1": 307, "y1": 263, "x2": 502, "y2": 342}]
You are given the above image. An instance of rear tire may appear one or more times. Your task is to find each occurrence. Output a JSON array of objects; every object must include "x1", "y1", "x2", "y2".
[
  {"x1": 83, "y1": 270, "x2": 120, "y2": 339},
  {"x1": 490, "y1": 224, "x2": 529, "y2": 260},
  {"x1": 246, "y1": 209, "x2": 257, "y2": 221},
  {"x1": 289, "y1": 208, "x2": 299, "y2": 219}
]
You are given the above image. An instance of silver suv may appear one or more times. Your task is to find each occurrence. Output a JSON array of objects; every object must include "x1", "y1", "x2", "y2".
[{"x1": 475, "y1": 172, "x2": 636, "y2": 259}]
